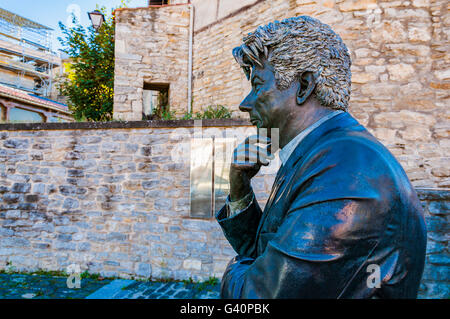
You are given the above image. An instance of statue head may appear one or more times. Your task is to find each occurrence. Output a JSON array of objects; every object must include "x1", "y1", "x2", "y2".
[{"x1": 233, "y1": 16, "x2": 352, "y2": 123}]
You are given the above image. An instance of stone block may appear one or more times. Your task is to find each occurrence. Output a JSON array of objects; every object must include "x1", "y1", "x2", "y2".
[
  {"x1": 370, "y1": 21, "x2": 407, "y2": 43},
  {"x1": 78, "y1": 242, "x2": 91, "y2": 252},
  {"x1": 412, "y1": 0, "x2": 430, "y2": 7},
  {"x1": 400, "y1": 126, "x2": 432, "y2": 141},
  {"x1": 434, "y1": 69, "x2": 450, "y2": 81},
  {"x1": 1, "y1": 237, "x2": 30, "y2": 247},
  {"x1": 428, "y1": 201, "x2": 450, "y2": 215},
  {"x1": 106, "y1": 232, "x2": 128, "y2": 242},
  {"x1": 181, "y1": 219, "x2": 213, "y2": 232},
  {"x1": 3, "y1": 139, "x2": 29, "y2": 149},
  {"x1": 387, "y1": 64, "x2": 416, "y2": 81},
  {"x1": 5, "y1": 210, "x2": 21, "y2": 219},
  {"x1": 11, "y1": 183, "x2": 31, "y2": 193},
  {"x1": 142, "y1": 180, "x2": 160, "y2": 190},
  {"x1": 183, "y1": 259, "x2": 202, "y2": 271},
  {"x1": 136, "y1": 263, "x2": 152, "y2": 278},
  {"x1": 154, "y1": 198, "x2": 173, "y2": 210},
  {"x1": 54, "y1": 242, "x2": 77, "y2": 251},
  {"x1": 57, "y1": 234, "x2": 72, "y2": 242},
  {"x1": 3, "y1": 193, "x2": 20, "y2": 204},
  {"x1": 339, "y1": 0, "x2": 377, "y2": 11},
  {"x1": 428, "y1": 254, "x2": 450, "y2": 266},
  {"x1": 63, "y1": 198, "x2": 80, "y2": 210},
  {"x1": 408, "y1": 25, "x2": 431, "y2": 42},
  {"x1": 55, "y1": 226, "x2": 79, "y2": 234}
]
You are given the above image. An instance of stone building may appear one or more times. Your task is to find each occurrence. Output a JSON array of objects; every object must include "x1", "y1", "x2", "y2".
[{"x1": 114, "y1": 0, "x2": 449, "y2": 188}]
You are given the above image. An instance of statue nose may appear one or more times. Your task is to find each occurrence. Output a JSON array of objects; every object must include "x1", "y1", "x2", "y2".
[{"x1": 239, "y1": 104, "x2": 253, "y2": 112}]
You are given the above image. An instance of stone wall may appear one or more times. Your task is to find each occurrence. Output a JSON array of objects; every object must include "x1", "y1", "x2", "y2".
[
  {"x1": 0, "y1": 121, "x2": 270, "y2": 282},
  {"x1": 112, "y1": 1, "x2": 449, "y2": 188},
  {"x1": 0, "y1": 121, "x2": 448, "y2": 298},
  {"x1": 113, "y1": 5, "x2": 190, "y2": 120},
  {"x1": 417, "y1": 188, "x2": 449, "y2": 298}
]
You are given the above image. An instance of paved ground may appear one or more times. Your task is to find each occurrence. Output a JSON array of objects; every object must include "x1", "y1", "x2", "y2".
[
  {"x1": 0, "y1": 273, "x2": 112, "y2": 299},
  {"x1": 87, "y1": 280, "x2": 220, "y2": 299},
  {"x1": 0, "y1": 273, "x2": 220, "y2": 299}
]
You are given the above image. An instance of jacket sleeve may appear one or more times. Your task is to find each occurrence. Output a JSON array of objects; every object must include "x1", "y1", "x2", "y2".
[
  {"x1": 216, "y1": 192, "x2": 263, "y2": 259},
  {"x1": 220, "y1": 139, "x2": 395, "y2": 298}
]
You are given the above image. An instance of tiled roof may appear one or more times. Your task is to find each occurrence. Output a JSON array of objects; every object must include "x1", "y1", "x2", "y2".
[{"x1": 0, "y1": 83, "x2": 70, "y2": 114}]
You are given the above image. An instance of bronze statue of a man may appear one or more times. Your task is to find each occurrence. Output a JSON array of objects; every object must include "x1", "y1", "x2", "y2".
[{"x1": 216, "y1": 16, "x2": 427, "y2": 299}]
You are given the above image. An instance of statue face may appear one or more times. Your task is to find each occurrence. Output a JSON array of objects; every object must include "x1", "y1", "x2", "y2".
[{"x1": 239, "y1": 58, "x2": 298, "y2": 130}]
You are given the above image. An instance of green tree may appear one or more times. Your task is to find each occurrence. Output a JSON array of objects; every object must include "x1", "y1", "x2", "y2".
[{"x1": 57, "y1": 3, "x2": 127, "y2": 121}]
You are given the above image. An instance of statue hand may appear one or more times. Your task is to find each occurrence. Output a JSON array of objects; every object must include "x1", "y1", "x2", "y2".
[{"x1": 229, "y1": 135, "x2": 274, "y2": 201}]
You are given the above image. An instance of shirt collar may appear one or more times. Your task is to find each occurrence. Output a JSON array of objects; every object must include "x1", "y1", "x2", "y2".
[{"x1": 279, "y1": 110, "x2": 344, "y2": 165}]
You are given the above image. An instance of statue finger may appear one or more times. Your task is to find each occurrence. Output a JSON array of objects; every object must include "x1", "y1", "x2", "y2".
[{"x1": 234, "y1": 147, "x2": 272, "y2": 164}]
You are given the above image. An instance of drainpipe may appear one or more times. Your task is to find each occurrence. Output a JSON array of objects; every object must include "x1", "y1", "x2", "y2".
[{"x1": 187, "y1": 2, "x2": 194, "y2": 114}]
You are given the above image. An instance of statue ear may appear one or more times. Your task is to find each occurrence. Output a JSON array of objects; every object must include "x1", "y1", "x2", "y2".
[{"x1": 296, "y1": 71, "x2": 316, "y2": 105}]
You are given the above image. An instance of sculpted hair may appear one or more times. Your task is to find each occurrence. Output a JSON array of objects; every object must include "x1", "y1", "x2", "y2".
[{"x1": 233, "y1": 16, "x2": 352, "y2": 111}]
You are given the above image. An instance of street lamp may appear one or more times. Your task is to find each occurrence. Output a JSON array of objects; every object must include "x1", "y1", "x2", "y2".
[{"x1": 88, "y1": 10, "x2": 105, "y2": 32}]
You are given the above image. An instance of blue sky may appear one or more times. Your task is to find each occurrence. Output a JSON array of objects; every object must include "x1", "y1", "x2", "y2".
[{"x1": 1, "y1": 0, "x2": 148, "y2": 52}]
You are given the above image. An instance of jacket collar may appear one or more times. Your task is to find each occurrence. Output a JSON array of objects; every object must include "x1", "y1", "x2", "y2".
[
  {"x1": 281, "y1": 111, "x2": 358, "y2": 172},
  {"x1": 279, "y1": 110, "x2": 344, "y2": 165}
]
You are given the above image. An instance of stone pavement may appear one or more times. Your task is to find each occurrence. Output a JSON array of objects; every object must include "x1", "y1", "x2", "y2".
[
  {"x1": 0, "y1": 273, "x2": 112, "y2": 299},
  {"x1": 87, "y1": 279, "x2": 220, "y2": 299},
  {"x1": 0, "y1": 273, "x2": 220, "y2": 299}
]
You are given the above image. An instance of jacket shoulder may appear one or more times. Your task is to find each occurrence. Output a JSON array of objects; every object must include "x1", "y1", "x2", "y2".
[
  {"x1": 303, "y1": 125, "x2": 402, "y2": 177},
  {"x1": 289, "y1": 127, "x2": 409, "y2": 210}
]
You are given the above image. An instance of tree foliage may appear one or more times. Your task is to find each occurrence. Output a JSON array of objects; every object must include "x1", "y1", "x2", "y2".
[{"x1": 57, "y1": 4, "x2": 125, "y2": 121}]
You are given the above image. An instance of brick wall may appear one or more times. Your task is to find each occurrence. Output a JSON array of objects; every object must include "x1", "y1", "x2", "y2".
[{"x1": 0, "y1": 121, "x2": 448, "y2": 298}]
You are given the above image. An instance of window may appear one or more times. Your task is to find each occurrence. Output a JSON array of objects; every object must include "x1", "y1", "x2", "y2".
[
  {"x1": 9, "y1": 107, "x2": 44, "y2": 123},
  {"x1": 142, "y1": 83, "x2": 169, "y2": 120}
]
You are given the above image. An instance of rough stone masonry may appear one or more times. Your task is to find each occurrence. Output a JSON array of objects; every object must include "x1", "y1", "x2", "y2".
[
  {"x1": 114, "y1": 0, "x2": 449, "y2": 190},
  {"x1": 0, "y1": 120, "x2": 448, "y2": 298}
]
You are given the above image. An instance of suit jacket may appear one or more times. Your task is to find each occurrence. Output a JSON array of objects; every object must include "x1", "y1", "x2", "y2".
[{"x1": 216, "y1": 112, "x2": 427, "y2": 299}]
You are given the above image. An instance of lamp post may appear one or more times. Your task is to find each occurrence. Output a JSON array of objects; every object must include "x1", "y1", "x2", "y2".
[{"x1": 87, "y1": 10, "x2": 105, "y2": 32}]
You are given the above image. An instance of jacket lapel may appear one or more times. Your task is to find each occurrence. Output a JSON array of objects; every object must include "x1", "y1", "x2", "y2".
[
  {"x1": 255, "y1": 112, "x2": 359, "y2": 246},
  {"x1": 255, "y1": 165, "x2": 288, "y2": 242},
  {"x1": 263, "y1": 163, "x2": 287, "y2": 214},
  {"x1": 263, "y1": 112, "x2": 355, "y2": 213}
]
